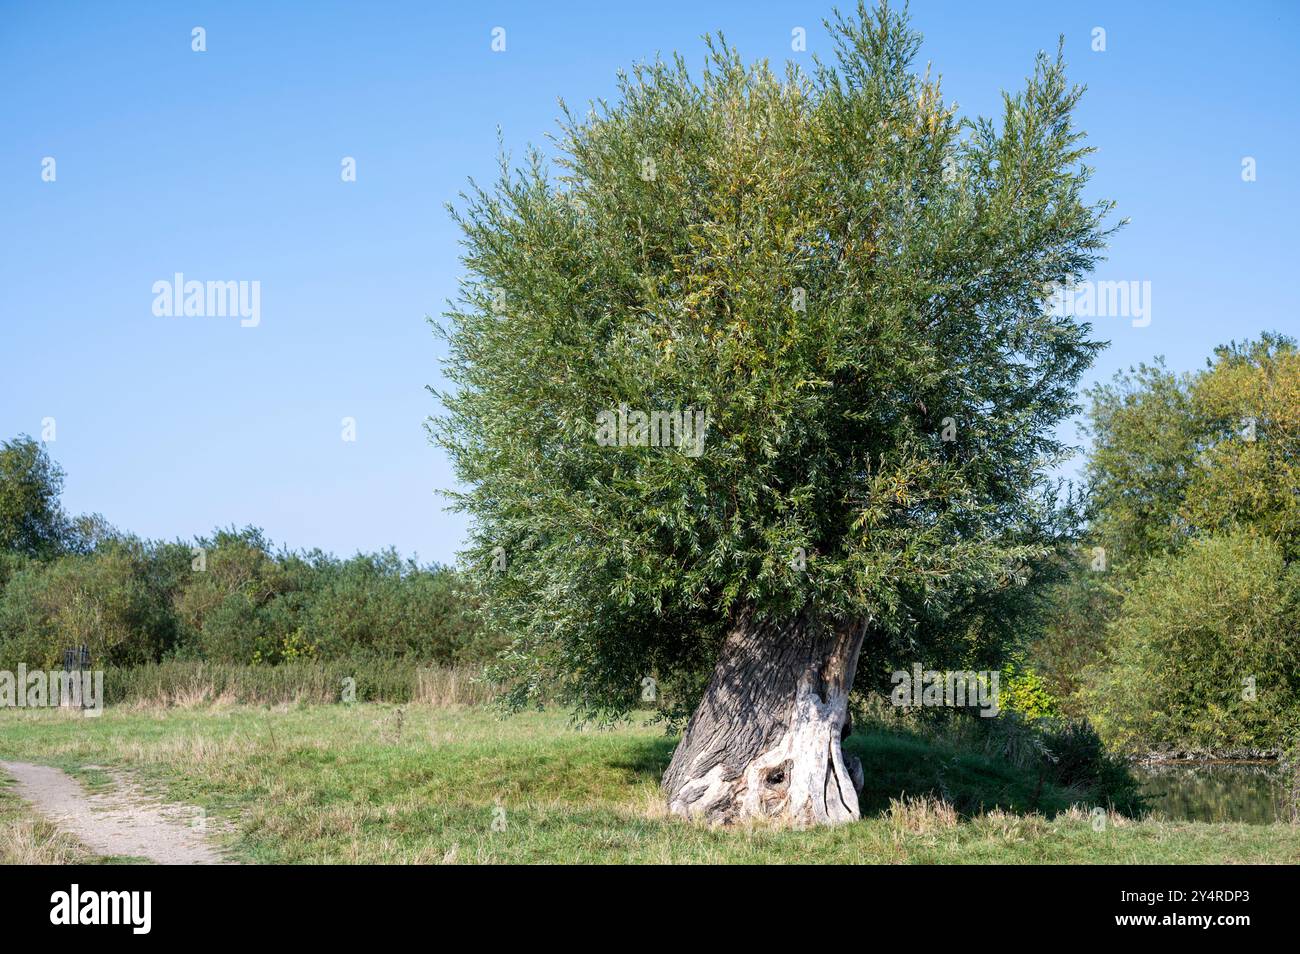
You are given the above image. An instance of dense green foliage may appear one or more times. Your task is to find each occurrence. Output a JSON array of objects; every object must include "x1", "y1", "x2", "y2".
[
  {"x1": 1085, "y1": 533, "x2": 1300, "y2": 752},
  {"x1": 1054, "y1": 334, "x2": 1300, "y2": 752},
  {"x1": 0, "y1": 530, "x2": 488, "y2": 669},
  {"x1": 1084, "y1": 332, "x2": 1300, "y2": 567},
  {"x1": 998, "y1": 662, "x2": 1062, "y2": 722},
  {"x1": 0, "y1": 436, "x2": 73, "y2": 559},
  {"x1": 0, "y1": 439, "x2": 491, "y2": 670},
  {"x1": 0, "y1": 543, "x2": 168, "y2": 667},
  {"x1": 1027, "y1": 552, "x2": 1121, "y2": 718},
  {"x1": 435, "y1": 1, "x2": 1116, "y2": 718}
]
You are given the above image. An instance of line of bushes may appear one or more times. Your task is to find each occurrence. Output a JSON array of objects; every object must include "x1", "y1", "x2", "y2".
[{"x1": 0, "y1": 526, "x2": 500, "y2": 672}]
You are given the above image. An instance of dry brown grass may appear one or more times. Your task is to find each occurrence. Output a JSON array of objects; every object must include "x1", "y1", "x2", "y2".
[
  {"x1": 414, "y1": 666, "x2": 495, "y2": 707},
  {"x1": 0, "y1": 797, "x2": 97, "y2": 864},
  {"x1": 887, "y1": 794, "x2": 960, "y2": 833},
  {"x1": 107, "y1": 664, "x2": 495, "y2": 711},
  {"x1": 1052, "y1": 804, "x2": 1133, "y2": 829},
  {"x1": 124, "y1": 683, "x2": 240, "y2": 710}
]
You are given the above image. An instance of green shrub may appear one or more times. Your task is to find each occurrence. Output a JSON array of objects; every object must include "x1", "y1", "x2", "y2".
[
  {"x1": 304, "y1": 551, "x2": 490, "y2": 664},
  {"x1": 0, "y1": 552, "x2": 29, "y2": 591},
  {"x1": 170, "y1": 527, "x2": 291, "y2": 662},
  {"x1": 1084, "y1": 531, "x2": 1300, "y2": 752},
  {"x1": 999, "y1": 663, "x2": 1061, "y2": 722},
  {"x1": 0, "y1": 546, "x2": 169, "y2": 668}
]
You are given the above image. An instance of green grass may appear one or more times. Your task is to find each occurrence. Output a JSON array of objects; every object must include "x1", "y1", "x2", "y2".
[{"x1": 2, "y1": 703, "x2": 1298, "y2": 864}]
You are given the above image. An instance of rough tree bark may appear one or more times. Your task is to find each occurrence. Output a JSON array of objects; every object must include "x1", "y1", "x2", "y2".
[{"x1": 662, "y1": 609, "x2": 867, "y2": 827}]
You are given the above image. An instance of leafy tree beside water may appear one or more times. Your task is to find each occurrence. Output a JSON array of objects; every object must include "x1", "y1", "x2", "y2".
[{"x1": 1074, "y1": 334, "x2": 1300, "y2": 751}]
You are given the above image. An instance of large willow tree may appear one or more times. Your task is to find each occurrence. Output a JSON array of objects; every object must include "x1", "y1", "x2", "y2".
[{"x1": 434, "y1": 2, "x2": 1114, "y2": 827}]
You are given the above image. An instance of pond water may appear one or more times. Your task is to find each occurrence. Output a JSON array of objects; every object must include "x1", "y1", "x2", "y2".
[{"x1": 1133, "y1": 761, "x2": 1288, "y2": 824}]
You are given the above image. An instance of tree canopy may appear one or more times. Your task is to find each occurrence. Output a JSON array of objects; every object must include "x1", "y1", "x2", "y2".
[
  {"x1": 435, "y1": 1, "x2": 1117, "y2": 723},
  {"x1": 0, "y1": 435, "x2": 71, "y2": 559},
  {"x1": 1084, "y1": 331, "x2": 1300, "y2": 566}
]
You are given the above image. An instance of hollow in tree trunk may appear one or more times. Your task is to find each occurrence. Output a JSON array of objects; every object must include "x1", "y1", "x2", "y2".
[{"x1": 662, "y1": 609, "x2": 867, "y2": 827}]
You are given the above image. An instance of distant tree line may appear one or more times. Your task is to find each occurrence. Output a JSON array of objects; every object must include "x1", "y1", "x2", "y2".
[{"x1": 0, "y1": 436, "x2": 492, "y2": 670}]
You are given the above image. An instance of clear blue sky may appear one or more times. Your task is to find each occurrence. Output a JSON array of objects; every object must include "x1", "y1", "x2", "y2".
[{"x1": 2, "y1": 1, "x2": 1296, "y2": 565}]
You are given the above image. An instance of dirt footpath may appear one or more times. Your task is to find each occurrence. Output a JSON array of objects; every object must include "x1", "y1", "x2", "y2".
[{"x1": 0, "y1": 760, "x2": 227, "y2": 864}]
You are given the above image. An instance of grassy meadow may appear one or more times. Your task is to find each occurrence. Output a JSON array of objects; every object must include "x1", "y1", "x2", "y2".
[{"x1": 3, "y1": 700, "x2": 1298, "y2": 864}]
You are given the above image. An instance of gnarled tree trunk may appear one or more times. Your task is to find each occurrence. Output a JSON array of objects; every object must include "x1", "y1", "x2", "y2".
[{"x1": 662, "y1": 609, "x2": 867, "y2": 827}]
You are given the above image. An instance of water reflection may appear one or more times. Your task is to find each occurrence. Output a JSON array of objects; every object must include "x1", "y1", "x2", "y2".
[{"x1": 1134, "y1": 761, "x2": 1286, "y2": 824}]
